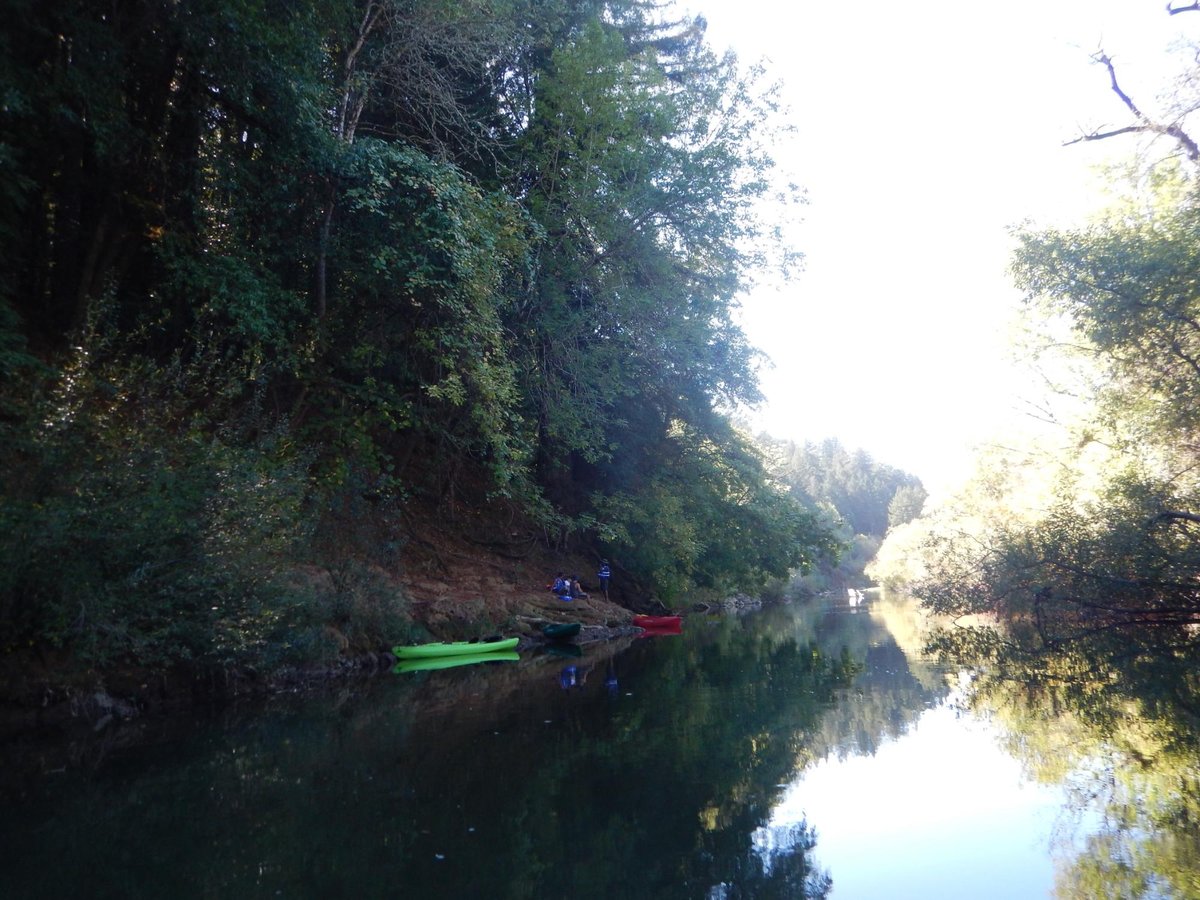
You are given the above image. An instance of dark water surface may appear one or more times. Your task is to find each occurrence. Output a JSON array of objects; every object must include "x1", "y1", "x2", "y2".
[{"x1": 3, "y1": 595, "x2": 1187, "y2": 899}]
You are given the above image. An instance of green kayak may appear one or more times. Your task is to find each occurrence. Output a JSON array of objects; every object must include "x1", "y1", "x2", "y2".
[
  {"x1": 541, "y1": 622, "x2": 582, "y2": 640},
  {"x1": 393, "y1": 651, "x2": 520, "y2": 673},
  {"x1": 392, "y1": 636, "x2": 519, "y2": 659}
]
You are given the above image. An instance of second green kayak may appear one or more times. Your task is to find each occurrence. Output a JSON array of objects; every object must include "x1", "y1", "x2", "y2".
[
  {"x1": 392, "y1": 636, "x2": 520, "y2": 659},
  {"x1": 393, "y1": 651, "x2": 520, "y2": 673}
]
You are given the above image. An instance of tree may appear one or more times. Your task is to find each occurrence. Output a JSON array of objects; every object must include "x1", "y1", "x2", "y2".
[
  {"x1": 888, "y1": 5, "x2": 1200, "y2": 646},
  {"x1": 1066, "y1": 52, "x2": 1200, "y2": 163},
  {"x1": 882, "y1": 170, "x2": 1200, "y2": 654},
  {"x1": 766, "y1": 437, "x2": 925, "y2": 538},
  {"x1": 0, "y1": 0, "x2": 834, "y2": 670},
  {"x1": 590, "y1": 421, "x2": 838, "y2": 600},
  {"x1": 886, "y1": 483, "x2": 927, "y2": 531},
  {"x1": 1014, "y1": 174, "x2": 1200, "y2": 446},
  {"x1": 504, "y1": 8, "x2": 788, "y2": 461}
]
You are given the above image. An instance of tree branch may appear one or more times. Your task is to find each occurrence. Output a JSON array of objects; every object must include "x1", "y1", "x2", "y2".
[
  {"x1": 1168, "y1": 2, "x2": 1200, "y2": 15},
  {"x1": 1066, "y1": 52, "x2": 1200, "y2": 161},
  {"x1": 1149, "y1": 510, "x2": 1200, "y2": 526},
  {"x1": 1063, "y1": 125, "x2": 1144, "y2": 146}
]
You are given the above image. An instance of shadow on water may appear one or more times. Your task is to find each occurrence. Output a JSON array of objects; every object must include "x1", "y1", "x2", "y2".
[
  {"x1": 8, "y1": 592, "x2": 1197, "y2": 898},
  {"x1": 0, "y1": 607, "x2": 862, "y2": 899}
]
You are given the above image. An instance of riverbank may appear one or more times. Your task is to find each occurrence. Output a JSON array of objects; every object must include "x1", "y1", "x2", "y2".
[
  {"x1": 0, "y1": 622, "x2": 652, "y2": 743},
  {"x1": 0, "y1": 486, "x2": 739, "y2": 740},
  {"x1": 0, "y1": 525, "x2": 658, "y2": 740}
]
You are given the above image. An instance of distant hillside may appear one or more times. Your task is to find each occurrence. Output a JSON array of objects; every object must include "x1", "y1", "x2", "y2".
[
  {"x1": 755, "y1": 435, "x2": 927, "y2": 592},
  {"x1": 761, "y1": 436, "x2": 927, "y2": 537}
]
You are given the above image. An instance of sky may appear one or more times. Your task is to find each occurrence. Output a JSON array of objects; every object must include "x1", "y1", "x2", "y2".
[
  {"x1": 694, "y1": 0, "x2": 1198, "y2": 493},
  {"x1": 754, "y1": 697, "x2": 1094, "y2": 898}
]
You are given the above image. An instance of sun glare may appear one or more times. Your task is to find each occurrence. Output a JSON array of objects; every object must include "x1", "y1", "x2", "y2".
[{"x1": 697, "y1": 0, "x2": 1198, "y2": 489}]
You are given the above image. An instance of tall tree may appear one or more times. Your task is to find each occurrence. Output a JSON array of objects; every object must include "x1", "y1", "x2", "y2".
[
  {"x1": 506, "y1": 8, "x2": 789, "y2": 478},
  {"x1": 0, "y1": 0, "x2": 835, "y2": 668}
]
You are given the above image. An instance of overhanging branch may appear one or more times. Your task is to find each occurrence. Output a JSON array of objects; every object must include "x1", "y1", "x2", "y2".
[
  {"x1": 1065, "y1": 51, "x2": 1200, "y2": 162},
  {"x1": 1149, "y1": 510, "x2": 1200, "y2": 526}
]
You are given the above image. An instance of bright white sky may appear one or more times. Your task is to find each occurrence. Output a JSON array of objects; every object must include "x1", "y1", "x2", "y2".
[
  {"x1": 695, "y1": 0, "x2": 1197, "y2": 493},
  {"x1": 754, "y1": 699, "x2": 1089, "y2": 898}
]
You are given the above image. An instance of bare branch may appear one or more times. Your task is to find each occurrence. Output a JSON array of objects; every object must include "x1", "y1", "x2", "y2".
[
  {"x1": 1063, "y1": 124, "x2": 1145, "y2": 146},
  {"x1": 1066, "y1": 52, "x2": 1200, "y2": 161},
  {"x1": 1097, "y1": 51, "x2": 1151, "y2": 119},
  {"x1": 1149, "y1": 510, "x2": 1200, "y2": 526}
]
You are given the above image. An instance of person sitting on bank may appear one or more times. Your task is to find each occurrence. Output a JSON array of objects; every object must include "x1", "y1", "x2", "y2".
[
  {"x1": 551, "y1": 573, "x2": 568, "y2": 594},
  {"x1": 570, "y1": 575, "x2": 589, "y2": 599}
]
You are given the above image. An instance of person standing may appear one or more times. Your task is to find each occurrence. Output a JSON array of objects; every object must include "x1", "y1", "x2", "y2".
[{"x1": 597, "y1": 560, "x2": 611, "y2": 598}]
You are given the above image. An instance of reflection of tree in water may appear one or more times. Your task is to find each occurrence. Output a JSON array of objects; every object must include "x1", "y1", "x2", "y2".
[
  {"x1": 713, "y1": 820, "x2": 832, "y2": 900},
  {"x1": 804, "y1": 598, "x2": 951, "y2": 761},
  {"x1": 0, "y1": 608, "x2": 855, "y2": 899},
  {"x1": 933, "y1": 620, "x2": 1200, "y2": 899}
]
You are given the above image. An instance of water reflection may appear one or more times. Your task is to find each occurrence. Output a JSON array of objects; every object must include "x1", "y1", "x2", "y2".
[
  {"x1": 3, "y1": 594, "x2": 1193, "y2": 898},
  {"x1": 935, "y1": 612, "x2": 1200, "y2": 899},
  {"x1": 0, "y1": 610, "x2": 854, "y2": 899}
]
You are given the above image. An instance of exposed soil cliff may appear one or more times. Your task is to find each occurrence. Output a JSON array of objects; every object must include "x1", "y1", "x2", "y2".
[{"x1": 395, "y1": 503, "x2": 651, "y2": 640}]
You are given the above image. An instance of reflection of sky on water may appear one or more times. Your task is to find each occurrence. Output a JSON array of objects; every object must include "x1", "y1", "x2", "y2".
[{"x1": 754, "y1": 688, "x2": 1094, "y2": 899}]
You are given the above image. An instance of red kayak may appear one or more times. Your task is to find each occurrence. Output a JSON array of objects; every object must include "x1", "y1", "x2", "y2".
[
  {"x1": 632, "y1": 614, "x2": 682, "y2": 629},
  {"x1": 637, "y1": 625, "x2": 680, "y2": 638}
]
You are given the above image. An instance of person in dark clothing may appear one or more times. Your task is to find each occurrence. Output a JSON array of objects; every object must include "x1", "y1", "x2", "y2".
[{"x1": 597, "y1": 560, "x2": 611, "y2": 597}]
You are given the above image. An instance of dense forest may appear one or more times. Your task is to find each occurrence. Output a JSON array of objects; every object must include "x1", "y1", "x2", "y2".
[
  {"x1": 761, "y1": 436, "x2": 925, "y2": 594},
  {"x1": 770, "y1": 437, "x2": 926, "y2": 538},
  {"x1": 0, "y1": 0, "x2": 845, "y2": 677}
]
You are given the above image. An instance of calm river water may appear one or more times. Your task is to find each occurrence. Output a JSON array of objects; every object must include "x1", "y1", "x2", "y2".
[{"x1": 1, "y1": 593, "x2": 1182, "y2": 899}]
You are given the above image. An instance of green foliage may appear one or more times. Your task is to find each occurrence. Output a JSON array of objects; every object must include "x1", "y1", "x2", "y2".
[
  {"x1": 0, "y1": 356, "x2": 312, "y2": 667},
  {"x1": 1013, "y1": 172, "x2": 1200, "y2": 445},
  {"x1": 311, "y1": 137, "x2": 536, "y2": 495},
  {"x1": 789, "y1": 518, "x2": 880, "y2": 598},
  {"x1": 310, "y1": 559, "x2": 419, "y2": 656},
  {"x1": 914, "y1": 458, "x2": 1200, "y2": 647},
  {"x1": 591, "y1": 423, "x2": 838, "y2": 601},
  {"x1": 908, "y1": 173, "x2": 1200, "y2": 645},
  {"x1": 501, "y1": 5, "x2": 823, "y2": 598},
  {"x1": 886, "y1": 482, "x2": 927, "y2": 531},
  {"x1": 755, "y1": 435, "x2": 924, "y2": 592},
  {"x1": 0, "y1": 0, "x2": 832, "y2": 673},
  {"x1": 766, "y1": 437, "x2": 926, "y2": 538}
]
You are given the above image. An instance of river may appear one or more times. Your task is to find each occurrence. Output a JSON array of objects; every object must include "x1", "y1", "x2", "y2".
[{"x1": 2, "y1": 593, "x2": 1195, "y2": 898}]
